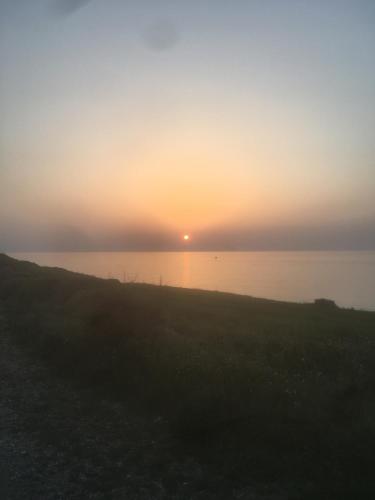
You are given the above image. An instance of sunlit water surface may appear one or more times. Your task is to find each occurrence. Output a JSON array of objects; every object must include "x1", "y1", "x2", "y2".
[{"x1": 11, "y1": 251, "x2": 375, "y2": 310}]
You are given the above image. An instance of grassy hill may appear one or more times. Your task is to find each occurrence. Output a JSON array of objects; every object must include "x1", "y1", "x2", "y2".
[{"x1": 1, "y1": 253, "x2": 375, "y2": 499}]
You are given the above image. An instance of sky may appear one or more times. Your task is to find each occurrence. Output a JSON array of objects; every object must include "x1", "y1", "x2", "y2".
[{"x1": 0, "y1": 0, "x2": 374, "y2": 251}]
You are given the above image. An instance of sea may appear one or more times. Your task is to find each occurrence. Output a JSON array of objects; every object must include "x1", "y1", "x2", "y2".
[{"x1": 10, "y1": 251, "x2": 375, "y2": 311}]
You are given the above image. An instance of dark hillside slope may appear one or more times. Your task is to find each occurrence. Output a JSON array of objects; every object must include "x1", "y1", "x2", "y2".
[{"x1": 1, "y1": 253, "x2": 375, "y2": 499}]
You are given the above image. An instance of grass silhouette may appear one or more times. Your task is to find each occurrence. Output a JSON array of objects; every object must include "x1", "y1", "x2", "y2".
[{"x1": 1, "y1": 253, "x2": 375, "y2": 498}]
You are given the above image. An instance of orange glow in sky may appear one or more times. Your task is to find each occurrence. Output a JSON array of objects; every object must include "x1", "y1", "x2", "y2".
[{"x1": 1, "y1": 1, "x2": 374, "y2": 252}]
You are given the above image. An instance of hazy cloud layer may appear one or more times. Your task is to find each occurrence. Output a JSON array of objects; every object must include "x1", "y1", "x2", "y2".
[{"x1": 1, "y1": 218, "x2": 375, "y2": 252}]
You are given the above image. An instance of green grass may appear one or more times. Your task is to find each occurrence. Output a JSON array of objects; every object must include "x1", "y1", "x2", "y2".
[{"x1": 1, "y1": 252, "x2": 375, "y2": 498}]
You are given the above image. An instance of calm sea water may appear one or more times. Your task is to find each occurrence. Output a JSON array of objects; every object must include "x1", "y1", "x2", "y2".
[{"x1": 11, "y1": 251, "x2": 375, "y2": 311}]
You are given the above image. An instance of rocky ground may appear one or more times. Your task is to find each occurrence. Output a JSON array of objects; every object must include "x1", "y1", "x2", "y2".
[{"x1": 0, "y1": 309, "x2": 282, "y2": 500}]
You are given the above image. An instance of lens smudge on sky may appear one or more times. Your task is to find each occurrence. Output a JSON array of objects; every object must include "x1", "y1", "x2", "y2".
[
  {"x1": 143, "y1": 19, "x2": 180, "y2": 51},
  {"x1": 51, "y1": 0, "x2": 92, "y2": 16}
]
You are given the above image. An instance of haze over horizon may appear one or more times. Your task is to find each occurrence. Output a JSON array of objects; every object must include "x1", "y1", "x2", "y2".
[{"x1": 1, "y1": 0, "x2": 374, "y2": 251}]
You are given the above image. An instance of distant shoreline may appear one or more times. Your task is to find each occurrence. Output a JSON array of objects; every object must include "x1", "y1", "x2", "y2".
[
  {"x1": 7, "y1": 248, "x2": 375, "y2": 253},
  {"x1": 6, "y1": 251, "x2": 375, "y2": 311}
]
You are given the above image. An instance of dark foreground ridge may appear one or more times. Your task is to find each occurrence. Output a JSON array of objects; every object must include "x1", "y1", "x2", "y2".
[{"x1": 1, "y1": 253, "x2": 375, "y2": 499}]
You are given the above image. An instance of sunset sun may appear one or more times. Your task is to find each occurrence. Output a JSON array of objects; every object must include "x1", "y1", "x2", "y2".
[{"x1": 183, "y1": 234, "x2": 190, "y2": 241}]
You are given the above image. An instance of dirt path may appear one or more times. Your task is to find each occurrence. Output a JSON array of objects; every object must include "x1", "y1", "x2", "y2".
[{"x1": 0, "y1": 309, "x2": 183, "y2": 499}]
